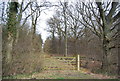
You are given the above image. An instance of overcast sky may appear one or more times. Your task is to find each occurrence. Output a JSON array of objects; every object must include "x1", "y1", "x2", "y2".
[
  {"x1": 36, "y1": 7, "x2": 54, "y2": 43},
  {"x1": 36, "y1": 0, "x2": 72, "y2": 43}
]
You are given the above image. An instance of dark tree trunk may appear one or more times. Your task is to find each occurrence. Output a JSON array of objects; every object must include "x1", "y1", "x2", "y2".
[
  {"x1": 101, "y1": 37, "x2": 109, "y2": 73},
  {"x1": 58, "y1": 36, "x2": 62, "y2": 54},
  {"x1": 73, "y1": 40, "x2": 77, "y2": 55},
  {"x1": 5, "y1": 2, "x2": 18, "y2": 65},
  {"x1": 117, "y1": 25, "x2": 120, "y2": 78},
  {"x1": 6, "y1": 34, "x2": 14, "y2": 64}
]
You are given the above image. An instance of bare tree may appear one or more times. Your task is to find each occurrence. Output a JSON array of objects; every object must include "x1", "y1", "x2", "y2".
[
  {"x1": 75, "y1": 1, "x2": 120, "y2": 72},
  {"x1": 66, "y1": 4, "x2": 84, "y2": 54},
  {"x1": 46, "y1": 16, "x2": 57, "y2": 54},
  {"x1": 15, "y1": 0, "x2": 31, "y2": 44},
  {"x1": 53, "y1": 14, "x2": 63, "y2": 54},
  {"x1": 46, "y1": 1, "x2": 69, "y2": 56},
  {"x1": 63, "y1": 2, "x2": 68, "y2": 56}
]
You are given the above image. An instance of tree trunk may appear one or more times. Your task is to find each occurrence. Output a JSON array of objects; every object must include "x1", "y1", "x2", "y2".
[
  {"x1": 6, "y1": 34, "x2": 14, "y2": 64},
  {"x1": 5, "y1": 2, "x2": 18, "y2": 64},
  {"x1": 30, "y1": 23, "x2": 37, "y2": 54},
  {"x1": 58, "y1": 35, "x2": 61, "y2": 54},
  {"x1": 74, "y1": 40, "x2": 77, "y2": 55},
  {"x1": 63, "y1": 2, "x2": 68, "y2": 57},
  {"x1": 117, "y1": 25, "x2": 120, "y2": 78},
  {"x1": 31, "y1": 13, "x2": 37, "y2": 54},
  {"x1": 15, "y1": 14, "x2": 22, "y2": 44},
  {"x1": 65, "y1": 35, "x2": 68, "y2": 56},
  {"x1": 15, "y1": 27, "x2": 20, "y2": 45},
  {"x1": 101, "y1": 38, "x2": 109, "y2": 73}
]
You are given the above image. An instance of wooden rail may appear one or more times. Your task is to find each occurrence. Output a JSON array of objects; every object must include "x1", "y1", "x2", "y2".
[
  {"x1": 44, "y1": 55, "x2": 82, "y2": 70},
  {"x1": 44, "y1": 55, "x2": 102, "y2": 71}
]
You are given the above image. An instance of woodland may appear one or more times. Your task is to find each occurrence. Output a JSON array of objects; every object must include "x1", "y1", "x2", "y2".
[{"x1": 0, "y1": 0, "x2": 120, "y2": 79}]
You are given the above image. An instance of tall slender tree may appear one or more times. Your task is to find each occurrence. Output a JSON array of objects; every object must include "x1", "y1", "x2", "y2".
[
  {"x1": 6, "y1": 1, "x2": 18, "y2": 64},
  {"x1": 63, "y1": 1, "x2": 68, "y2": 56}
]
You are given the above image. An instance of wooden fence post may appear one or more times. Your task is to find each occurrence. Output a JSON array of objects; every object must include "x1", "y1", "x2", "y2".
[{"x1": 77, "y1": 54, "x2": 80, "y2": 71}]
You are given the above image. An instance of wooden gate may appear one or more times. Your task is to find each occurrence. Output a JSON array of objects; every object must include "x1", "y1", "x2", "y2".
[
  {"x1": 43, "y1": 55, "x2": 80, "y2": 70},
  {"x1": 53, "y1": 57, "x2": 76, "y2": 66}
]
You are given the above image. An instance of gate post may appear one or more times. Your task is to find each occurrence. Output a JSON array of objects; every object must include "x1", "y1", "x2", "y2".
[{"x1": 77, "y1": 54, "x2": 80, "y2": 71}]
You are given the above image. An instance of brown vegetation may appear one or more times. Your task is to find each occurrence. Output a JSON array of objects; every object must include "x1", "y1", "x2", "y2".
[{"x1": 2, "y1": 25, "x2": 43, "y2": 76}]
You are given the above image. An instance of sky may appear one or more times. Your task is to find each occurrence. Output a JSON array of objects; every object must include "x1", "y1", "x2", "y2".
[
  {"x1": 36, "y1": 7, "x2": 54, "y2": 43},
  {"x1": 36, "y1": 0, "x2": 76, "y2": 42},
  {"x1": 35, "y1": 0, "x2": 70, "y2": 43}
]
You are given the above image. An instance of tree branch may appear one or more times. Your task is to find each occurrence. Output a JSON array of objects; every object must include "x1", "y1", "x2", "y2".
[
  {"x1": 106, "y1": 2, "x2": 118, "y2": 21},
  {"x1": 113, "y1": 11, "x2": 120, "y2": 22},
  {"x1": 22, "y1": 2, "x2": 31, "y2": 12}
]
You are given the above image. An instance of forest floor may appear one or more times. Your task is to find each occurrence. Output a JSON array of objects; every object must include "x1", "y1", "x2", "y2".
[{"x1": 8, "y1": 54, "x2": 116, "y2": 79}]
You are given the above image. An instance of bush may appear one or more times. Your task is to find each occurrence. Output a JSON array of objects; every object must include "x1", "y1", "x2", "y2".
[{"x1": 2, "y1": 25, "x2": 43, "y2": 76}]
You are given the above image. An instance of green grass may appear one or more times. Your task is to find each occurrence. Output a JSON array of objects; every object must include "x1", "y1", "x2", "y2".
[
  {"x1": 2, "y1": 73, "x2": 33, "y2": 79},
  {"x1": 3, "y1": 72, "x2": 36, "y2": 79},
  {"x1": 56, "y1": 77, "x2": 65, "y2": 79}
]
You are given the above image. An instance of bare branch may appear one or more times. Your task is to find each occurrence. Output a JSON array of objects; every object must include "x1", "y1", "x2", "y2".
[{"x1": 106, "y1": 2, "x2": 118, "y2": 20}]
